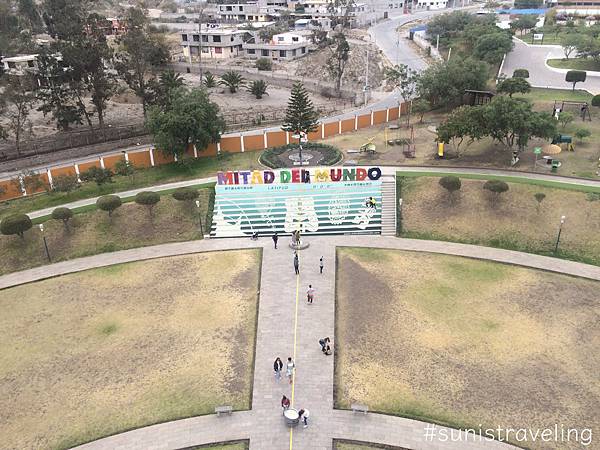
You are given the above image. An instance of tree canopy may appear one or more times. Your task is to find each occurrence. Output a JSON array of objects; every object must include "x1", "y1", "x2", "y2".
[{"x1": 282, "y1": 82, "x2": 319, "y2": 136}]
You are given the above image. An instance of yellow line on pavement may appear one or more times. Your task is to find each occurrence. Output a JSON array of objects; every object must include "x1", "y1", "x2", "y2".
[{"x1": 289, "y1": 274, "x2": 300, "y2": 450}]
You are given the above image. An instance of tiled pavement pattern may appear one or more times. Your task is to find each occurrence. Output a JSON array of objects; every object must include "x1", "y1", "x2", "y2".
[{"x1": 2, "y1": 236, "x2": 599, "y2": 450}]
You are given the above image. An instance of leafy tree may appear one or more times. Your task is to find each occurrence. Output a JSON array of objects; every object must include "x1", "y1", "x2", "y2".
[
  {"x1": 412, "y1": 98, "x2": 430, "y2": 123},
  {"x1": 558, "y1": 111, "x2": 574, "y2": 130},
  {"x1": 219, "y1": 71, "x2": 245, "y2": 94},
  {"x1": 2, "y1": 77, "x2": 35, "y2": 154},
  {"x1": 204, "y1": 72, "x2": 217, "y2": 88},
  {"x1": 592, "y1": 94, "x2": 600, "y2": 107},
  {"x1": 534, "y1": 192, "x2": 546, "y2": 212},
  {"x1": 80, "y1": 166, "x2": 114, "y2": 185},
  {"x1": 426, "y1": 11, "x2": 473, "y2": 42},
  {"x1": 561, "y1": 33, "x2": 581, "y2": 60},
  {"x1": 575, "y1": 128, "x2": 591, "y2": 142},
  {"x1": 438, "y1": 176, "x2": 461, "y2": 204},
  {"x1": 326, "y1": 32, "x2": 350, "y2": 96},
  {"x1": 115, "y1": 6, "x2": 170, "y2": 116},
  {"x1": 51, "y1": 206, "x2": 73, "y2": 230},
  {"x1": 150, "y1": 70, "x2": 185, "y2": 108},
  {"x1": 248, "y1": 80, "x2": 268, "y2": 99},
  {"x1": 311, "y1": 29, "x2": 329, "y2": 48},
  {"x1": 114, "y1": 159, "x2": 135, "y2": 179},
  {"x1": 12, "y1": 170, "x2": 46, "y2": 196},
  {"x1": 483, "y1": 179, "x2": 509, "y2": 205},
  {"x1": 96, "y1": 195, "x2": 122, "y2": 218},
  {"x1": 52, "y1": 174, "x2": 79, "y2": 193},
  {"x1": 282, "y1": 82, "x2": 319, "y2": 137},
  {"x1": 510, "y1": 15, "x2": 538, "y2": 35},
  {"x1": 0, "y1": 213, "x2": 32, "y2": 239},
  {"x1": 18, "y1": 0, "x2": 43, "y2": 32},
  {"x1": 146, "y1": 87, "x2": 225, "y2": 160},
  {"x1": 513, "y1": 69, "x2": 529, "y2": 78},
  {"x1": 473, "y1": 32, "x2": 513, "y2": 65},
  {"x1": 135, "y1": 191, "x2": 160, "y2": 219},
  {"x1": 256, "y1": 58, "x2": 272, "y2": 71},
  {"x1": 575, "y1": 35, "x2": 600, "y2": 61},
  {"x1": 385, "y1": 64, "x2": 419, "y2": 125},
  {"x1": 566, "y1": 70, "x2": 586, "y2": 91},
  {"x1": 436, "y1": 105, "x2": 485, "y2": 157},
  {"x1": 417, "y1": 57, "x2": 488, "y2": 107},
  {"x1": 514, "y1": 0, "x2": 543, "y2": 7},
  {"x1": 326, "y1": 0, "x2": 355, "y2": 28},
  {"x1": 497, "y1": 77, "x2": 531, "y2": 97}
]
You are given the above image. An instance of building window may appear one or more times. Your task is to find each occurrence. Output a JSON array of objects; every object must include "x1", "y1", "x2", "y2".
[
  {"x1": 231, "y1": 36, "x2": 234, "y2": 41},
  {"x1": 291, "y1": 49, "x2": 296, "y2": 56},
  {"x1": 230, "y1": 47, "x2": 234, "y2": 52},
  {"x1": 215, "y1": 47, "x2": 222, "y2": 54},
  {"x1": 213, "y1": 35, "x2": 221, "y2": 43},
  {"x1": 202, "y1": 48, "x2": 209, "y2": 53},
  {"x1": 226, "y1": 5, "x2": 232, "y2": 10},
  {"x1": 302, "y1": 47, "x2": 306, "y2": 53},
  {"x1": 240, "y1": 5, "x2": 244, "y2": 10},
  {"x1": 182, "y1": 34, "x2": 188, "y2": 41},
  {"x1": 202, "y1": 35, "x2": 208, "y2": 43},
  {"x1": 262, "y1": 49, "x2": 269, "y2": 56},
  {"x1": 27, "y1": 60, "x2": 35, "y2": 67},
  {"x1": 279, "y1": 50, "x2": 286, "y2": 57},
  {"x1": 248, "y1": 48, "x2": 256, "y2": 54},
  {"x1": 193, "y1": 34, "x2": 200, "y2": 42},
  {"x1": 292, "y1": 37, "x2": 299, "y2": 42}
]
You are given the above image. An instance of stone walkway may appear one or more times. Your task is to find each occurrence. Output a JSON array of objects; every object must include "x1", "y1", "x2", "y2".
[{"x1": 2, "y1": 236, "x2": 599, "y2": 450}]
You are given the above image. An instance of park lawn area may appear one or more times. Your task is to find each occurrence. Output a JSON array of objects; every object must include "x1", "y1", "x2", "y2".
[
  {"x1": 334, "y1": 442, "x2": 407, "y2": 450},
  {"x1": 547, "y1": 57, "x2": 600, "y2": 72},
  {"x1": 0, "y1": 189, "x2": 212, "y2": 275},
  {"x1": 515, "y1": 87, "x2": 593, "y2": 104},
  {"x1": 519, "y1": 32, "x2": 565, "y2": 45},
  {"x1": 0, "y1": 250, "x2": 261, "y2": 450},
  {"x1": 0, "y1": 150, "x2": 261, "y2": 220},
  {"x1": 399, "y1": 176, "x2": 600, "y2": 265},
  {"x1": 335, "y1": 248, "x2": 600, "y2": 449},
  {"x1": 190, "y1": 443, "x2": 248, "y2": 450}
]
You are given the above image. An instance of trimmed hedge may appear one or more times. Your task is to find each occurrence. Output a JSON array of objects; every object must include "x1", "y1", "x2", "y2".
[
  {"x1": 172, "y1": 187, "x2": 199, "y2": 202},
  {"x1": 260, "y1": 143, "x2": 342, "y2": 169},
  {"x1": 0, "y1": 213, "x2": 33, "y2": 238},
  {"x1": 592, "y1": 95, "x2": 600, "y2": 107},
  {"x1": 96, "y1": 195, "x2": 122, "y2": 217}
]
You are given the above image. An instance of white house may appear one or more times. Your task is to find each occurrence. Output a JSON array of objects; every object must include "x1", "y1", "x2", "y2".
[
  {"x1": 243, "y1": 31, "x2": 312, "y2": 60},
  {"x1": 181, "y1": 25, "x2": 248, "y2": 60},
  {"x1": 1, "y1": 54, "x2": 38, "y2": 76}
]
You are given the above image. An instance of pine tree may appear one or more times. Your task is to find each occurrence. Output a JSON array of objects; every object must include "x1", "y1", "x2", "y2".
[{"x1": 282, "y1": 82, "x2": 319, "y2": 136}]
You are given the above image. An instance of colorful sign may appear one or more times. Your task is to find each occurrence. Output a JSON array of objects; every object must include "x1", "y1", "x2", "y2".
[
  {"x1": 217, "y1": 167, "x2": 382, "y2": 185},
  {"x1": 211, "y1": 172, "x2": 382, "y2": 237}
]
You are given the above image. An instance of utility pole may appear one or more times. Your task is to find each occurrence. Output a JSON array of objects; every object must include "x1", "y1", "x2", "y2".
[
  {"x1": 364, "y1": 49, "x2": 369, "y2": 106},
  {"x1": 198, "y1": 7, "x2": 204, "y2": 83}
]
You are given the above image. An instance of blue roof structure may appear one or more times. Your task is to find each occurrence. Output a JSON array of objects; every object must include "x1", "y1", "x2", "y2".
[
  {"x1": 496, "y1": 8, "x2": 547, "y2": 15},
  {"x1": 409, "y1": 25, "x2": 428, "y2": 33}
]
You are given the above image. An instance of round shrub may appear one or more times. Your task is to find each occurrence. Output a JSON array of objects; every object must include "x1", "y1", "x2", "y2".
[
  {"x1": 483, "y1": 180, "x2": 509, "y2": 195},
  {"x1": 256, "y1": 57, "x2": 272, "y2": 71},
  {"x1": 0, "y1": 213, "x2": 32, "y2": 238},
  {"x1": 96, "y1": 195, "x2": 122, "y2": 217},
  {"x1": 172, "y1": 187, "x2": 199, "y2": 202},
  {"x1": 592, "y1": 95, "x2": 600, "y2": 107},
  {"x1": 439, "y1": 176, "x2": 461, "y2": 193},
  {"x1": 51, "y1": 207, "x2": 73, "y2": 224},
  {"x1": 513, "y1": 68, "x2": 529, "y2": 79},
  {"x1": 135, "y1": 191, "x2": 160, "y2": 207}
]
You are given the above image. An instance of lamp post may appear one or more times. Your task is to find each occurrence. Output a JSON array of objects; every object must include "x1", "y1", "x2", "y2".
[
  {"x1": 554, "y1": 215, "x2": 566, "y2": 254},
  {"x1": 195, "y1": 200, "x2": 204, "y2": 236},
  {"x1": 38, "y1": 223, "x2": 51, "y2": 262}
]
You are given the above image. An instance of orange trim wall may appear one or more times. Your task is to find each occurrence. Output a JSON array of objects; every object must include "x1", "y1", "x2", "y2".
[
  {"x1": 267, "y1": 131, "x2": 287, "y2": 148},
  {"x1": 153, "y1": 149, "x2": 174, "y2": 165},
  {"x1": 357, "y1": 114, "x2": 371, "y2": 129},
  {"x1": 220, "y1": 136, "x2": 242, "y2": 153},
  {"x1": 373, "y1": 110, "x2": 387, "y2": 125},
  {"x1": 340, "y1": 118, "x2": 355, "y2": 133},
  {"x1": 127, "y1": 150, "x2": 152, "y2": 168},
  {"x1": 78, "y1": 161, "x2": 100, "y2": 174},
  {"x1": 324, "y1": 122, "x2": 338, "y2": 138},
  {"x1": 389, "y1": 107, "x2": 399, "y2": 121},
  {"x1": 50, "y1": 166, "x2": 77, "y2": 179},
  {"x1": 243, "y1": 134, "x2": 265, "y2": 152},
  {"x1": 0, "y1": 180, "x2": 21, "y2": 201},
  {"x1": 201, "y1": 143, "x2": 218, "y2": 157},
  {"x1": 103, "y1": 154, "x2": 125, "y2": 171}
]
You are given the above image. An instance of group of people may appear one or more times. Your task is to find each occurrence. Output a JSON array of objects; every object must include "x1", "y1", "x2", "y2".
[{"x1": 281, "y1": 396, "x2": 310, "y2": 428}]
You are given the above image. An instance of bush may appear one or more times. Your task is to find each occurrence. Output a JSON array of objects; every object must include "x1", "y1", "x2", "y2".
[
  {"x1": 80, "y1": 166, "x2": 114, "y2": 186},
  {"x1": 513, "y1": 68, "x2": 529, "y2": 78},
  {"x1": 256, "y1": 58, "x2": 272, "y2": 71},
  {"x1": 0, "y1": 213, "x2": 32, "y2": 239},
  {"x1": 52, "y1": 174, "x2": 79, "y2": 194},
  {"x1": 96, "y1": 195, "x2": 122, "y2": 218},
  {"x1": 135, "y1": 191, "x2": 160, "y2": 217},
  {"x1": 565, "y1": 70, "x2": 586, "y2": 91},
  {"x1": 534, "y1": 192, "x2": 546, "y2": 211},
  {"x1": 51, "y1": 207, "x2": 73, "y2": 228},
  {"x1": 592, "y1": 94, "x2": 600, "y2": 107},
  {"x1": 172, "y1": 187, "x2": 199, "y2": 202},
  {"x1": 114, "y1": 159, "x2": 135, "y2": 177},
  {"x1": 260, "y1": 143, "x2": 342, "y2": 169},
  {"x1": 438, "y1": 176, "x2": 461, "y2": 203},
  {"x1": 204, "y1": 72, "x2": 216, "y2": 88},
  {"x1": 483, "y1": 180, "x2": 509, "y2": 204},
  {"x1": 575, "y1": 128, "x2": 591, "y2": 142}
]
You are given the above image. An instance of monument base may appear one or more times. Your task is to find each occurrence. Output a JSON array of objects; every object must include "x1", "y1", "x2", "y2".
[{"x1": 289, "y1": 241, "x2": 310, "y2": 250}]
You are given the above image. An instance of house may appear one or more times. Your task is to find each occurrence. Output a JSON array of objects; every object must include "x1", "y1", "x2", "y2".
[
  {"x1": 243, "y1": 31, "x2": 311, "y2": 60},
  {"x1": 218, "y1": 2, "x2": 270, "y2": 21},
  {"x1": 1, "y1": 55, "x2": 39, "y2": 76},
  {"x1": 181, "y1": 26, "x2": 248, "y2": 60}
]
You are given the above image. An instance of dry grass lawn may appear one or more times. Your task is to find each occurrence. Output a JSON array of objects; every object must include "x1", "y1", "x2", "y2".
[
  {"x1": 334, "y1": 441, "x2": 408, "y2": 450},
  {"x1": 0, "y1": 250, "x2": 260, "y2": 450},
  {"x1": 0, "y1": 192, "x2": 212, "y2": 276},
  {"x1": 335, "y1": 248, "x2": 599, "y2": 449},
  {"x1": 400, "y1": 177, "x2": 600, "y2": 265}
]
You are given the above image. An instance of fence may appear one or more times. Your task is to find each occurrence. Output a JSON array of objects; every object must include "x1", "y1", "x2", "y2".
[{"x1": 0, "y1": 102, "x2": 407, "y2": 202}]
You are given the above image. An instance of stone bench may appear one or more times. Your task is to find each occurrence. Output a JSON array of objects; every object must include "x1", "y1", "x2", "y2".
[
  {"x1": 351, "y1": 403, "x2": 369, "y2": 414},
  {"x1": 215, "y1": 405, "x2": 233, "y2": 416}
]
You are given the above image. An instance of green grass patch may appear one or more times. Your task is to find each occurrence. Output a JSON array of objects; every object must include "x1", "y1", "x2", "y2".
[
  {"x1": 547, "y1": 58, "x2": 600, "y2": 72},
  {"x1": 515, "y1": 87, "x2": 593, "y2": 103},
  {"x1": 100, "y1": 323, "x2": 118, "y2": 335}
]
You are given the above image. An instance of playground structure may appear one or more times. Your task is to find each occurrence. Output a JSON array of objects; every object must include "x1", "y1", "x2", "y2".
[
  {"x1": 552, "y1": 100, "x2": 591, "y2": 122},
  {"x1": 359, "y1": 137, "x2": 377, "y2": 155},
  {"x1": 384, "y1": 125, "x2": 416, "y2": 158}
]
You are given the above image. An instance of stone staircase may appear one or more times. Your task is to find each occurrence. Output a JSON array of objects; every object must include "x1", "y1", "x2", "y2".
[{"x1": 380, "y1": 175, "x2": 397, "y2": 236}]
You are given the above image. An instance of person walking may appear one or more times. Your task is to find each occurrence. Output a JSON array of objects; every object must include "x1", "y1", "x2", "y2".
[
  {"x1": 286, "y1": 357, "x2": 295, "y2": 384},
  {"x1": 306, "y1": 284, "x2": 315, "y2": 304},
  {"x1": 294, "y1": 252, "x2": 300, "y2": 275},
  {"x1": 281, "y1": 395, "x2": 290, "y2": 412},
  {"x1": 272, "y1": 232, "x2": 278, "y2": 249},
  {"x1": 319, "y1": 337, "x2": 330, "y2": 353},
  {"x1": 273, "y1": 357, "x2": 283, "y2": 381},
  {"x1": 319, "y1": 256, "x2": 323, "y2": 274},
  {"x1": 298, "y1": 408, "x2": 310, "y2": 428}
]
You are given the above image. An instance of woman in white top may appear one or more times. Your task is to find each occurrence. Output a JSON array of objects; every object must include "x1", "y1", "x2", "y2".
[{"x1": 286, "y1": 357, "x2": 295, "y2": 384}]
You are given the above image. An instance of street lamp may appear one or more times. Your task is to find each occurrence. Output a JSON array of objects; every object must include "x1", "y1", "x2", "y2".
[
  {"x1": 38, "y1": 223, "x2": 51, "y2": 262},
  {"x1": 554, "y1": 215, "x2": 566, "y2": 254},
  {"x1": 195, "y1": 200, "x2": 204, "y2": 236}
]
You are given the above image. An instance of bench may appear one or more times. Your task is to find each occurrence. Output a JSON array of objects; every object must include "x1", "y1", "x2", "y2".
[
  {"x1": 215, "y1": 405, "x2": 233, "y2": 416},
  {"x1": 351, "y1": 403, "x2": 369, "y2": 414}
]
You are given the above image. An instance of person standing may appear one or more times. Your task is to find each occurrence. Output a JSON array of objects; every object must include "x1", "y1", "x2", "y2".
[
  {"x1": 272, "y1": 232, "x2": 278, "y2": 249},
  {"x1": 281, "y1": 395, "x2": 290, "y2": 412},
  {"x1": 306, "y1": 284, "x2": 315, "y2": 304},
  {"x1": 274, "y1": 357, "x2": 283, "y2": 381},
  {"x1": 319, "y1": 256, "x2": 323, "y2": 274},
  {"x1": 286, "y1": 357, "x2": 295, "y2": 384},
  {"x1": 319, "y1": 337, "x2": 330, "y2": 353},
  {"x1": 298, "y1": 408, "x2": 310, "y2": 428},
  {"x1": 294, "y1": 252, "x2": 300, "y2": 275}
]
